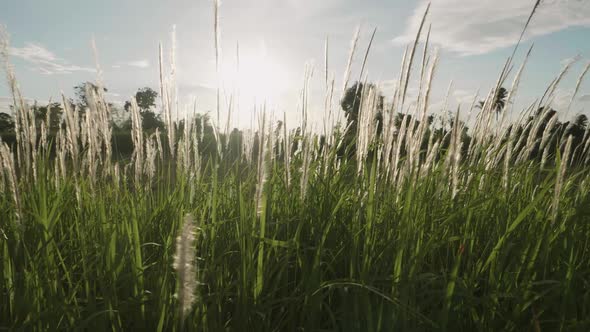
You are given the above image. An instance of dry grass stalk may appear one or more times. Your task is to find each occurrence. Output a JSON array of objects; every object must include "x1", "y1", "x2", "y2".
[
  {"x1": 1, "y1": 27, "x2": 30, "y2": 173},
  {"x1": 503, "y1": 45, "x2": 534, "y2": 125},
  {"x1": 356, "y1": 84, "x2": 378, "y2": 174},
  {"x1": 445, "y1": 109, "x2": 463, "y2": 198},
  {"x1": 411, "y1": 49, "x2": 438, "y2": 178},
  {"x1": 0, "y1": 141, "x2": 21, "y2": 222},
  {"x1": 129, "y1": 98, "x2": 144, "y2": 185},
  {"x1": 391, "y1": 113, "x2": 409, "y2": 185},
  {"x1": 193, "y1": 117, "x2": 200, "y2": 173},
  {"x1": 400, "y1": 3, "x2": 430, "y2": 110},
  {"x1": 420, "y1": 139, "x2": 440, "y2": 178},
  {"x1": 159, "y1": 42, "x2": 175, "y2": 158},
  {"x1": 566, "y1": 61, "x2": 590, "y2": 115},
  {"x1": 341, "y1": 26, "x2": 361, "y2": 103},
  {"x1": 113, "y1": 162, "x2": 120, "y2": 187},
  {"x1": 145, "y1": 135, "x2": 157, "y2": 185},
  {"x1": 300, "y1": 132, "x2": 312, "y2": 199},
  {"x1": 255, "y1": 111, "x2": 268, "y2": 216},
  {"x1": 540, "y1": 113, "x2": 559, "y2": 151},
  {"x1": 552, "y1": 135, "x2": 573, "y2": 222},
  {"x1": 62, "y1": 94, "x2": 80, "y2": 174},
  {"x1": 283, "y1": 112, "x2": 291, "y2": 189}
]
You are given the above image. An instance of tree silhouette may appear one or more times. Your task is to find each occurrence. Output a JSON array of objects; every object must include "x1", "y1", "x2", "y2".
[
  {"x1": 0, "y1": 112, "x2": 14, "y2": 133},
  {"x1": 31, "y1": 102, "x2": 64, "y2": 132},
  {"x1": 573, "y1": 114, "x2": 588, "y2": 129},
  {"x1": 123, "y1": 87, "x2": 164, "y2": 132},
  {"x1": 124, "y1": 87, "x2": 158, "y2": 113},
  {"x1": 477, "y1": 87, "x2": 508, "y2": 119},
  {"x1": 341, "y1": 82, "x2": 384, "y2": 131},
  {"x1": 74, "y1": 81, "x2": 107, "y2": 110},
  {"x1": 339, "y1": 82, "x2": 384, "y2": 160}
]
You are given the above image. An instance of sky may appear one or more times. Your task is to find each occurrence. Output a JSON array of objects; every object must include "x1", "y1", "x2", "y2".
[{"x1": 1, "y1": 0, "x2": 590, "y2": 128}]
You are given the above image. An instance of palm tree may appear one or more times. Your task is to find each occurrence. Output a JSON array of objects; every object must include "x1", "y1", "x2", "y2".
[
  {"x1": 477, "y1": 87, "x2": 508, "y2": 120},
  {"x1": 573, "y1": 114, "x2": 588, "y2": 129}
]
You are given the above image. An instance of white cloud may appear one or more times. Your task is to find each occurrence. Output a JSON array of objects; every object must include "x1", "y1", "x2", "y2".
[
  {"x1": 394, "y1": 0, "x2": 590, "y2": 56},
  {"x1": 111, "y1": 59, "x2": 150, "y2": 69},
  {"x1": 453, "y1": 89, "x2": 478, "y2": 104},
  {"x1": 285, "y1": 0, "x2": 339, "y2": 17},
  {"x1": 126, "y1": 59, "x2": 150, "y2": 68},
  {"x1": 550, "y1": 88, "x2": 572, "y2": 111},
  {"x1": 379, "y1": 79, "x2": 397, "y2": 96},
  {"x1": 8, "y1": 43, "x2": 95, "y2": 74},
  {"x1": 560, "y1": 54, "x2": 583, "y2": 67},
  {"x1": 549, "y1": 88, "x2": 590, "y2": 114}
]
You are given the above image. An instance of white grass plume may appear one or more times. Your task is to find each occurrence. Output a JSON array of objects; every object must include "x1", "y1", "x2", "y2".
[{"x1": 173, "y1": 213, "x2": 199, "y2": 324}]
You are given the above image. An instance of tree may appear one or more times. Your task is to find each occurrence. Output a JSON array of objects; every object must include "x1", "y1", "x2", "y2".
[
  {"x1": 569, "y1": 114, "x2": 589, "y2": 164},
  {"x1": 31, "y1": 102, "x2": 64, "y2": 131},
  {"x1": 109, "y1": 104, "x2": 128, "y2": 130},
  {"x1": 573, "y1": 114, "x2": 588, "y2": 129},
  {"x1": 477, "y1": 87, "x2": 508, "y2": 119},
  {"x1": 136, "y1": 87, "x2": 157, "y2": 112},
  {"x1": 74, "y1": 81, "x2": 107, "y2": 110},
  {"x1": 227, "y1": 128, "x2": 243, "y2": 163},
  {"x1": 123, "y1": 87, "x2": 164, "y2": 132},
  {"x1": 194, "y1": 113, "x2": 217, "y2": 158},
  {"x1": 341, "y1": 82, "x2": 362, "y2": 129},
  {"x1": 339, "y1": 82, "x2": 384, "y2": 160},
  {"x1": 124, "y1": 87, "x2": 158, "y2": 113},
  {"x1": 341, "y1": 82, "x2": 384, "y2": 132},
  {"x1": 564, "y1": 114, "x2": 587, "y2": 146},
  {"x1": 140, "y1": 110, "x2": 165, "y2": 132},
  {"x1": 0, "y1": 112, "x2": 14, "y2": 133}
]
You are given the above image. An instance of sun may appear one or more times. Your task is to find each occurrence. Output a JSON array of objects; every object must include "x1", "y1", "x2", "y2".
[{"x1": 220, "y1": 47, "x2": 289, "y2": 108}]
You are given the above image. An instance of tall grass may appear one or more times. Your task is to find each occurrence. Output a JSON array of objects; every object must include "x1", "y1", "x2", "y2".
[{"x1": 2, "y1": 4, "x2": 590, "y2": 331}]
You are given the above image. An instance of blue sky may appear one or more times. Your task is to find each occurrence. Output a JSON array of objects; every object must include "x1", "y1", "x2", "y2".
[{"x1": 1, "y1": 0, "x2": 590, "y2": 127}]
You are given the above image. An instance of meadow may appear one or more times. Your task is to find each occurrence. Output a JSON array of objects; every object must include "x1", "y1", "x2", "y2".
[{"x1": 2, "y1": 3, "x2": 590, "y2": 331}]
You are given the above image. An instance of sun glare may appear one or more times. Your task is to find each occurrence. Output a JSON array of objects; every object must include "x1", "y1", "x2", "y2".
[{"x1": 221, "y1": 47, "x2": 289, "y2": 108}]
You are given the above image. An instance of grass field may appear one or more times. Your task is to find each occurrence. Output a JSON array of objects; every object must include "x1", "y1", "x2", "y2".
[{"x1": 2, "y1": 4, "x2": 590, "y2": 331}]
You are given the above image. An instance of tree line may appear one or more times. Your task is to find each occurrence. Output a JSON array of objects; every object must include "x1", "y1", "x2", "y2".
[{"x1": 0, "y1": 81, "x2": 588, "y2": 167}]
